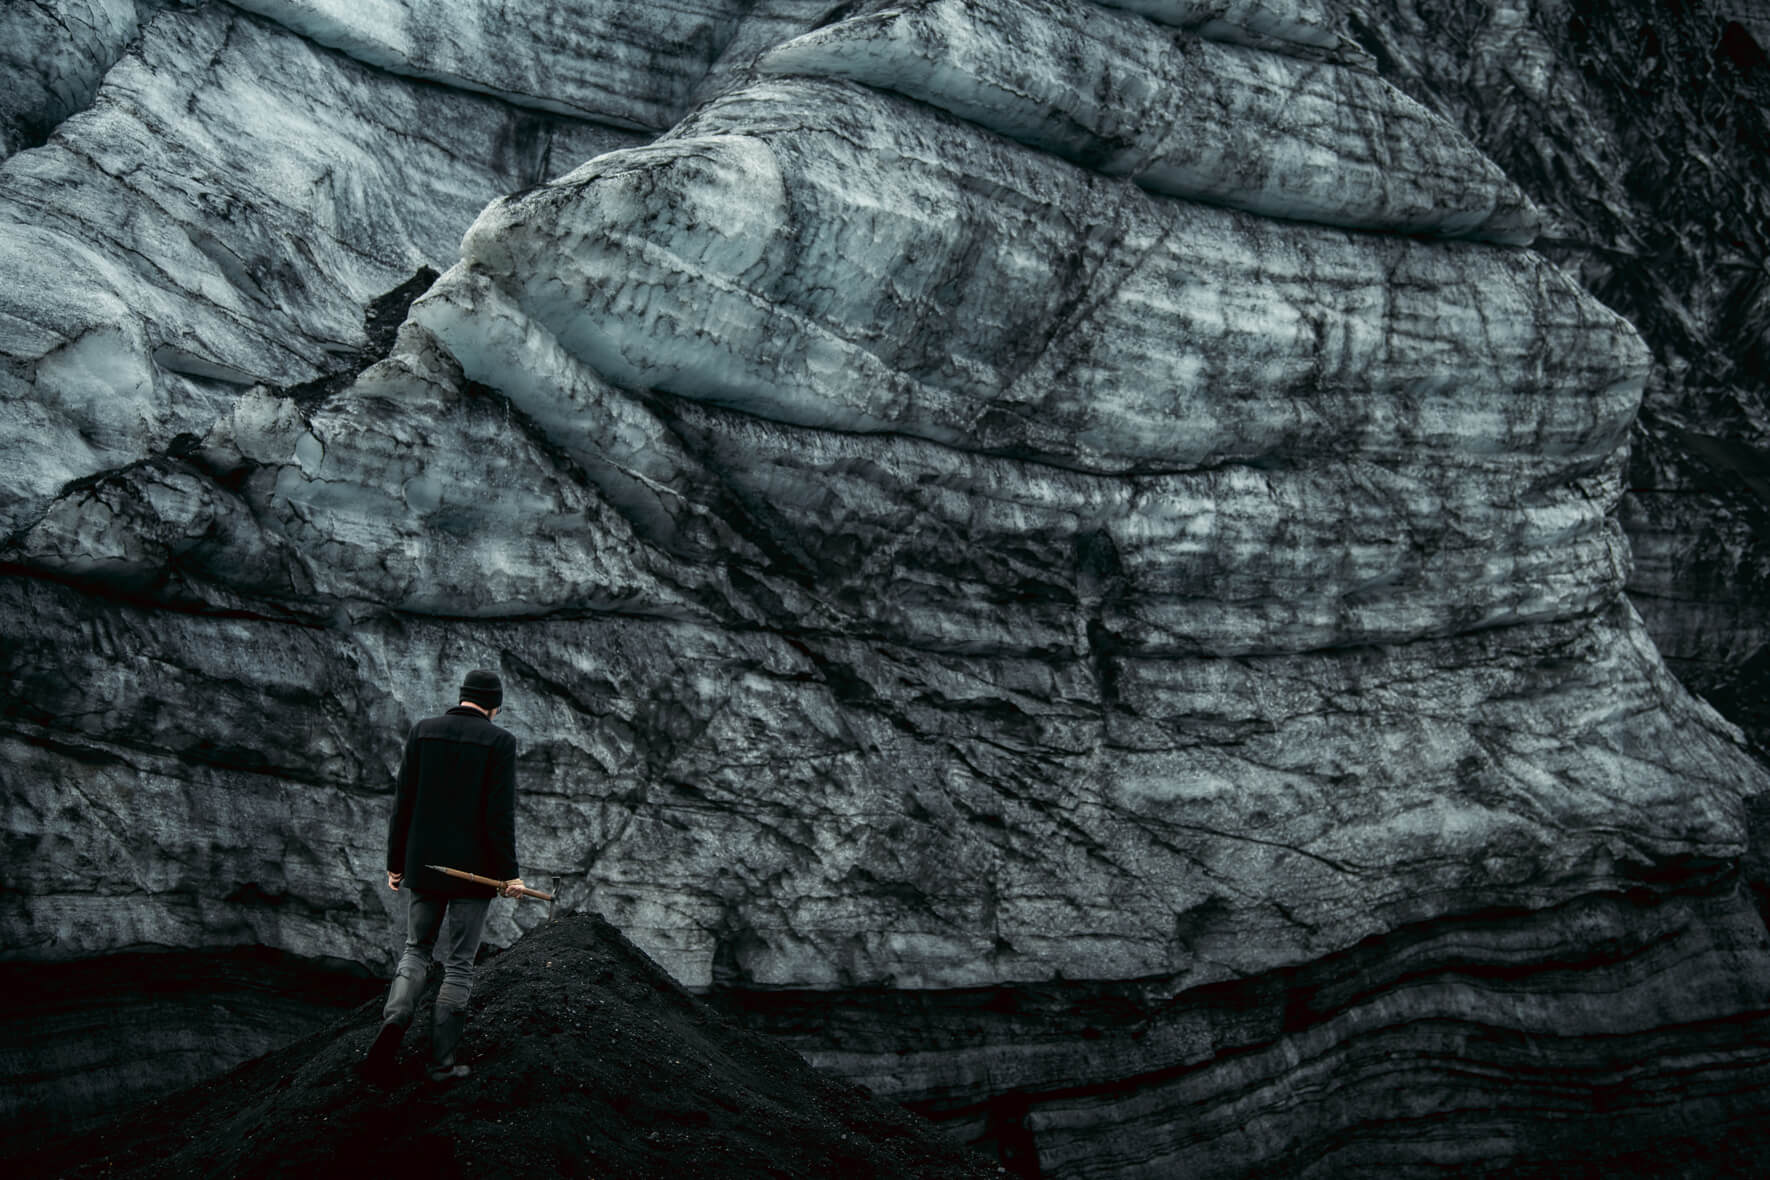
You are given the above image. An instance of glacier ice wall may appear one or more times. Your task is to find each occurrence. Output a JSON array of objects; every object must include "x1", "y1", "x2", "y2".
[{"x1": 4, "y1": 0, "x2": 1770, "y2": 1173}]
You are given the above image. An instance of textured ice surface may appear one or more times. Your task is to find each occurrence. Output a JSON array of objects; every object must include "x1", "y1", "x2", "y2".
[
  {"x1": 760, "y1": 0, "x2": 1540, "y2": 240},
  {"x1": 0, "y1": 4, "x2": 637, "y2": 532},
  {"x1": 411, "y1": 264, "x2": 1634, "y2": 653},
  {"x1": 226, "y1": 0, "x2": 754, "y2": 130},
  {"x1": 0, "y1": 0, "x2": 141, "y2": 159},
  {"x1": 457, "y1": 77, "x2": 1630, "y2": 474},
  {"x1": 1092, "y1": 0, "x2": 1356, "y2": 57}
]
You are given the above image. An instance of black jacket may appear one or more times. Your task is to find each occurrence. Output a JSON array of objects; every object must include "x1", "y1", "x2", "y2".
[{"x1": 386, "y1": 706, "x2": 518, "y2": 898}]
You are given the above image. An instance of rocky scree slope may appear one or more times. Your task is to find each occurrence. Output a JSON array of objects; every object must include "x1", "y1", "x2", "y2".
[
  {"x1": 3, "y1": 0, "x2": 1770, "y2": 1177},
  {"x1": 3, "y1": 912, "x2": 1006, "y2": 1180}
]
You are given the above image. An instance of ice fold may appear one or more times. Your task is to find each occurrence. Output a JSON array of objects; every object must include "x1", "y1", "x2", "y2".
[
  {"x1": 459, "y1": 76, "x2": 1633, "y2": 478},
  {"x1": 758, "y1": 0, "x2": 1542, "y2": 241}
]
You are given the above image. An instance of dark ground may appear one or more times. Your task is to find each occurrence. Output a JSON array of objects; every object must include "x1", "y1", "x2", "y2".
[
  {"x1": 3, "y1": 912, "x2": 1008, "y2": 1180},
  {"x1": 0, "y1": 946, "x2": 384, "y2": 1147}
]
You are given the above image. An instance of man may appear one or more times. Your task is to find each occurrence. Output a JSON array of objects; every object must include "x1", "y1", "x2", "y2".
[{"x1": 360, "y1": 668, "x2": 525, "y2": 1083}]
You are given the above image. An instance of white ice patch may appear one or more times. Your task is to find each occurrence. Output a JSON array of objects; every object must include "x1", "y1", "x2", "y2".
[{"x1": 32, "y1": 324, "x2": 157, "y2": 450}]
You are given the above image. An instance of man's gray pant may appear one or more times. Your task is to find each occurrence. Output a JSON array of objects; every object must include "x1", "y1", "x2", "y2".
[{"x1": 382, "y1": 888, "x2": 491, "y2": 1026}]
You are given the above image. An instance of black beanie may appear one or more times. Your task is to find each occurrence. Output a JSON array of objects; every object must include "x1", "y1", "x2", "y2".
[{"x1": 460, "y1": 669, "x2": 503, "y2": 710}]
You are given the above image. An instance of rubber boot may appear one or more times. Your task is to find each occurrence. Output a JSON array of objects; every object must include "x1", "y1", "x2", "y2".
[
  {"x1": 427, "y1": 1004, "x2": 471, "y2": 1082},
  {"x1": 358, "y1": 971, "x2": 425, "y2": 1082}
]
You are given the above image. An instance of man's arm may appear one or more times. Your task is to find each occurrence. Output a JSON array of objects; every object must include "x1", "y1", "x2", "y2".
[
  {"x1": 484, "y1": 732, "x2": 519, "y2": 885},
  {"x1": 387, "y1": 726, "x2": 421, "y2": 884}
]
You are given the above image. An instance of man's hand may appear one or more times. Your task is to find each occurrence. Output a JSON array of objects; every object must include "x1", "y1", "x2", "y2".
[
  {"x1": 387, "y1": 871, "x2": 403, "y2": 891},
  {"x1": 501, "y1": 877, "x2": 526, "y2": 898}
]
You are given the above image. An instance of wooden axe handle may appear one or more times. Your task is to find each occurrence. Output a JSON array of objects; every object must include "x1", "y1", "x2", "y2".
[{"x1": 425, "y1": 864, "x2": 554, "y2": 900}]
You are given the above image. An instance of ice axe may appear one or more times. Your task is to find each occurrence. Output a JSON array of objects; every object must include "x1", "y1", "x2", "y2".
[{"x1": 427, "y1": 865, "x2": 556, "y2": 920}]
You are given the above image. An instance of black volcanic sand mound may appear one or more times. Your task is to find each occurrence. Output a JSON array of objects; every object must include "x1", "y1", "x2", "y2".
[{"x1": 8, "y1": 913, "x2": 1007, "y2": 1179}]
